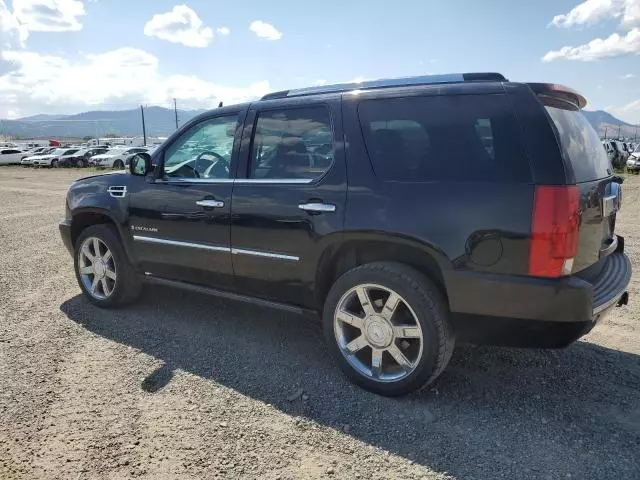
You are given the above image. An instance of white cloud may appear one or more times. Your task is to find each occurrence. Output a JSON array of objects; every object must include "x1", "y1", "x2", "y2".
[
  {"x1": 549, "y1": 0, "x2": 640, "y2": 28},
  {"x1": 0, "y1": 1, "x2": 29, "y2": 48},
  {"x1": 13, "y1": 0, "x2": 85, "y2": 32},
  {"x1": 542, "y1": 27, "x2": 640, "y2": 60},
  {"x1": 620, "y1": 73, "x2": 637, "y2": 78},
  {"x1": 144, "y1": 5, "x2": 213, "y2": 48},
  {"x1": 249, "y1": 20, "x2": 282, "y2": 40},
  {"x1": 608, "y1": 99, "x2": 640, "y2": 122},
  {"x1": 623, "y1": 0, "x2": 640, "y2": 26},
  {"x1": 216, "y1": 26, "x2": 230, "y2": 36},
  {"x1": 0, "y1": 47, "x2": 270, "y2": 117}
]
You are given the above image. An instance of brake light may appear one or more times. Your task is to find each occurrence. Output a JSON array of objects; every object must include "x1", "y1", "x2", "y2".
[{"x1": 529, "y1": 186, "x2": 580, "y2": 277}]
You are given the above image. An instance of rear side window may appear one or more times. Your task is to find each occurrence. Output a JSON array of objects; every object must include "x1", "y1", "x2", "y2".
[
  {"x1": 358, "y1": 94, "x2": 530, "y2": 182},
  {"x1": 249, "y1": 106, "x2": 334, "y2": 180},
  {"x1": 541, "y1": 96, "x2": 610, "y2": 183}
]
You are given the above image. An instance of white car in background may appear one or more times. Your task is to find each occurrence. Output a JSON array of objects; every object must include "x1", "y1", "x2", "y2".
[
  {"x1": 31, "y1": 148, "x2": 80, "y2": 167},
  {"x1": 0, "y1": 148, "x2": 27, "y2": 165},
  {"x1": 91, "y1": 147, "x2": 152, "y2": 169},
  {"x1": 21, "y1": 148, "x2": 56, "y2": 166}
]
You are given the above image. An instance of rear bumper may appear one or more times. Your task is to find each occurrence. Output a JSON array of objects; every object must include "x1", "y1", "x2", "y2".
[
  {"x1": 59, "y1": 220, "x2": 74, "y2": 256},
  {"x1": 446, "y1": 241, "x2": 631, "y2": 325}
]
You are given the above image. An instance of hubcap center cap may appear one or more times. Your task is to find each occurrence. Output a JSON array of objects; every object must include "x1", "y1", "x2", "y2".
[
  {"x1": 93, "y1": 259, "x2": 106, "y2": 278},
  {"x1": 364, "y1": 315, "x2": 393, "y2": 348}
]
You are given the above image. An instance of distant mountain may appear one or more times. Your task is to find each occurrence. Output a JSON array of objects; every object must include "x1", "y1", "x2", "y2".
[
  {"x1": 0, "y1": 106, "x2": 208, "y2": 139},
  {"x1": 0, "y1": 106, "x2": 635, "y2": 140},
  {"x1": 583, "y1": 110, "x2": 636, "y2": 139}
]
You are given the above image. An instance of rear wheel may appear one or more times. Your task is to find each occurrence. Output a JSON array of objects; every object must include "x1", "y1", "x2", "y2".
[
  {"x1": 51, "y1": 160, "x2": 58, "y2": 168},
  {"x1": 113, "y1": 159, "x2": 124, "y2": 169},
  {"x1": 74, "y1": 224, "x2": 142, "y2": 308},
  {"x1": 323, "y1": 262, "x2": 454, "y2": 396}
]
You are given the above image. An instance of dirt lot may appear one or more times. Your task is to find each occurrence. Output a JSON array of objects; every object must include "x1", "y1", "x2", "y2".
[{"x1": 0, "y1": 166, "x2": 638, "y2": 480}]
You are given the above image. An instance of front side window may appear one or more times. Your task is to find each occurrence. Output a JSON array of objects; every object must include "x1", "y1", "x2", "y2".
[
  {"x1": 164, "y1": 115, "x2": 238, "y2": 179},
  {"x1": 358, "y1": 94, "x2": 530, "y2": 183},
  {"x1": 249, "y1": 106, "x2": 333, "y2": 180}
]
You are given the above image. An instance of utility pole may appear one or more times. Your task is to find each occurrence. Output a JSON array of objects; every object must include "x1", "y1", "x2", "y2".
[
  {"x1": 604, "y1": 126, "x2": 608, "y2": 141},
  {"x1": 635, "y1": 124, "x2": 638, "y2": 143},
  {"x1": 617, "y1": 124, "x2": 621, "y2": 140},
  {"x1": 141, "y1": 105, "x2": 147, "y2": 146},
  {"x1": 173, "y1": 98, "x2": 179, "y2": 129}
]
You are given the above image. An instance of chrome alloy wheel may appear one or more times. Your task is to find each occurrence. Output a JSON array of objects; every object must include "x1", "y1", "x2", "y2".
[
  {"x1": 333, "y1": 284, "x2": 424, "y2": 382},
  {"x1": 78, "y1": 237, "x2": 117, "y2": 300}
]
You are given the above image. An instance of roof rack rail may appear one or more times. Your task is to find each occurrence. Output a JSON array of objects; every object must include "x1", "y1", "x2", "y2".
[{"x1": 261, "y1": 72, "x2": 507, "y2": 100}]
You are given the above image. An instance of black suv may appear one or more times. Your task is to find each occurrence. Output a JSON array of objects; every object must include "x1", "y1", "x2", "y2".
[{"x1": 59, "y1": 73, "x2": 631, "y2": 396}]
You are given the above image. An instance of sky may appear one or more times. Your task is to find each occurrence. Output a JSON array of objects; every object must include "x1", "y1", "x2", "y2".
[{"x1": 0, "y1": 0, "x2": 638, "y2": 123}]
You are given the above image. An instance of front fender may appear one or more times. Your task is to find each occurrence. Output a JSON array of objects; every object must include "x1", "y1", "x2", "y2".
[{"x1": 67, "y1": 173, "x2": 136, "y2": 263}]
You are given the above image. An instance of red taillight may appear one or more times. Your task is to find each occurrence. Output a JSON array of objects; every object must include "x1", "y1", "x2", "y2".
[{"x1": 529, "y1": 186, "x2": 581, "y2": 278}]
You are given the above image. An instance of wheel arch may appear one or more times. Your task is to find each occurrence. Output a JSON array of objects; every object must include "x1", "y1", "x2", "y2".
[
  {"x1": 315, "y1": 233, "x2": 451, "y2": 309},
  {"x1": 70, "y1": 208, "x2": 135, "y2": 262}
]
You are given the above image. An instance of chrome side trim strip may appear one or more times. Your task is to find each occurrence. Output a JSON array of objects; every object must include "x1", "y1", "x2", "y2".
[
  {"x1": 133, "y1": 235, "x2": 300, "y2": 261},
  {"x1": 234, "y1": 179, "x2": 313, "y2": 184},
  {"x1": 158, "y1": 178, "x2": 235, "y2": 184},
  {"x1": 133, "y1": 235, "x2": 230, "y2": 253},
  {"x1": 231, "y1": 248, "x2": 300, "y2": 261},
  {"x1": 156, "y1": 178, "x2": 314, "y2": 185}
]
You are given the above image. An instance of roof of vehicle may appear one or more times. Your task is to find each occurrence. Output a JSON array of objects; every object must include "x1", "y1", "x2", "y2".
[{"x1": 261, "y1": 72, "x2": 508, "y2": 100}]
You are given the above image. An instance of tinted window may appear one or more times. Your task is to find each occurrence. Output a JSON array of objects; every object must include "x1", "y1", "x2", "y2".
[
  {"x1": 542, "y1": 97, "x2": 610, "y2": 182},
  {"x1": 249, "y1": 106, "x2": 333, "y2": 180},
  {"x1": 1, "y1": 149, "x2": 21, "y2": 154},
  {"x1": 164, "y1": 115, "x2": 238, "y2": 179},
  {"x1": 358, "y1": 94, "x2": 529, "y2": 182}
]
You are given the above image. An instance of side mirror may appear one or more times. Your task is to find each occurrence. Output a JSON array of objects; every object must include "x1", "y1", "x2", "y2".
[{"x1": 129, "y1": 153, "x2": 152, "y2": 176}]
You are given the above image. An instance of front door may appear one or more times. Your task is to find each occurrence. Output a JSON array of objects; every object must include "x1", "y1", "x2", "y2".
[
  {"x1": 231, "y1": 99, "x2": 346, "y2": 308},
  {"x1": 128, "y1": 110, "x2": 244, "y2": 289}
]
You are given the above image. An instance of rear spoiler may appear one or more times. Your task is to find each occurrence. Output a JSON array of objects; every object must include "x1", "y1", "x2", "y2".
[{"x1": 528, "y1": 83, "x2": 587, "y2": 109}]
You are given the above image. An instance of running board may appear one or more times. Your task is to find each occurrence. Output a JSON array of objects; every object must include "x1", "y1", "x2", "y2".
[{"x1": 142, "y1": 274, "x2": 314, "y2": 316}]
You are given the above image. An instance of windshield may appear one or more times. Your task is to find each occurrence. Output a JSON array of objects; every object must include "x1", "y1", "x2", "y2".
[
  {"x1": 542, "y1": 96, "x2": 610, "y2": 182},
  {"x1": 50, "y1": 148, "x2": 67, "y2": 155}
]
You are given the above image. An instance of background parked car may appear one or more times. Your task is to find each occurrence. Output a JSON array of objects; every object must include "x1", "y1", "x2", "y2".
[
  {"x1": 0, "y1": 149, "x2": 26, "y2": 165},
  {"x1": 21, "y1": 147, "x2": 56, "y2": 166},
  {"x1": 91, "y1": 147, "x2": 152, "y2": 169},
  {"x1": 58, "y1": 147, "x2": 110, "y2": 167},
  {"x1": 627, "y1": 145, "x2": 640, "y2": 174},
  {"x1": 32, "y1": 148, "x2": 79, "y2": 167},
  {"x1": 615, "y1": 141, "x2": 629, "y2": 164}
]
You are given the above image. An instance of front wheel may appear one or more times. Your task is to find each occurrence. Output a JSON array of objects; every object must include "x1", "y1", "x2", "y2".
[
  {"x1": 51, "y1": 160, "x2": 58, "y2": 168},
  {"x1": 323, "y1": 262, "x2": 455, "y2": 396},
  {"x1": 113, "y1": 159, "x2": 124, "y2": 169},
  {"x1": 74, "y1": 224, "x2": 142, "y2": 308}
]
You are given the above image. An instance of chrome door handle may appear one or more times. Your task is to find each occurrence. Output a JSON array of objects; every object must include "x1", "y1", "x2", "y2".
[
  {"x1": 298, "y1": 202, "x2": 336, "y2": 213},
  {"x1": 196, "y1": 199, "x2": 224, "y2": 208}
]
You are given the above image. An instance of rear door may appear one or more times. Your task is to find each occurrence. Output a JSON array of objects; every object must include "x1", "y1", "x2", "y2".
[
  {"x1": 230, "y1": 96, "x2": 346, "y2": 308},
  {"x1": 540, "y1": 95, "x2": 620, "y2": 275}
]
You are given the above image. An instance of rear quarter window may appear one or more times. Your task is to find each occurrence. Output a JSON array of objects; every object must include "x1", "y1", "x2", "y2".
[
  {"x1": 357, "y1": 94, "x2": 531, "y2": 183},
  {"x1": 541, "y1": 96, "x2": 611, "y2": 183}
]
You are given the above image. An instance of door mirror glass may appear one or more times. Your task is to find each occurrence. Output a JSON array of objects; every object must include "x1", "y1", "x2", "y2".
[{"x1": 130, "y1": 153, "x2": 152, "y2": 176}]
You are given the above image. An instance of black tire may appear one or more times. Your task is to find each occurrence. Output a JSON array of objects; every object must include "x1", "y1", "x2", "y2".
[
  {"x1": 51, "y1": 160, "x2": 58, "y2": 168},
  {"x1": 323, "y1": 262, "x2": 455, "y2": 396},
  {"x1": 74, "y1": 224, "x2": 142, "y2": 308},
  {"x1": 113, "y1": 159, "x2": 124, "y2": 169}
]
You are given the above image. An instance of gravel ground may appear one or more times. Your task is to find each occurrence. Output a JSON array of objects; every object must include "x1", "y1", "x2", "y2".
[{"x1": 0, "y1": 166, "x2": 638, "y2": 480}]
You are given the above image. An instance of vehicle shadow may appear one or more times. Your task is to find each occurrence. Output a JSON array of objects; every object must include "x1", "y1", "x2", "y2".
[{"x1": 60, "y1": 287, "x2": 640, "y2": 479}]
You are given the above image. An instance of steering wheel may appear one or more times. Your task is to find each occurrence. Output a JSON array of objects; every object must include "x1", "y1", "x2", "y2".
[{"x1": 198, "y1": 151, "x2": 229, "y2": 178}]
